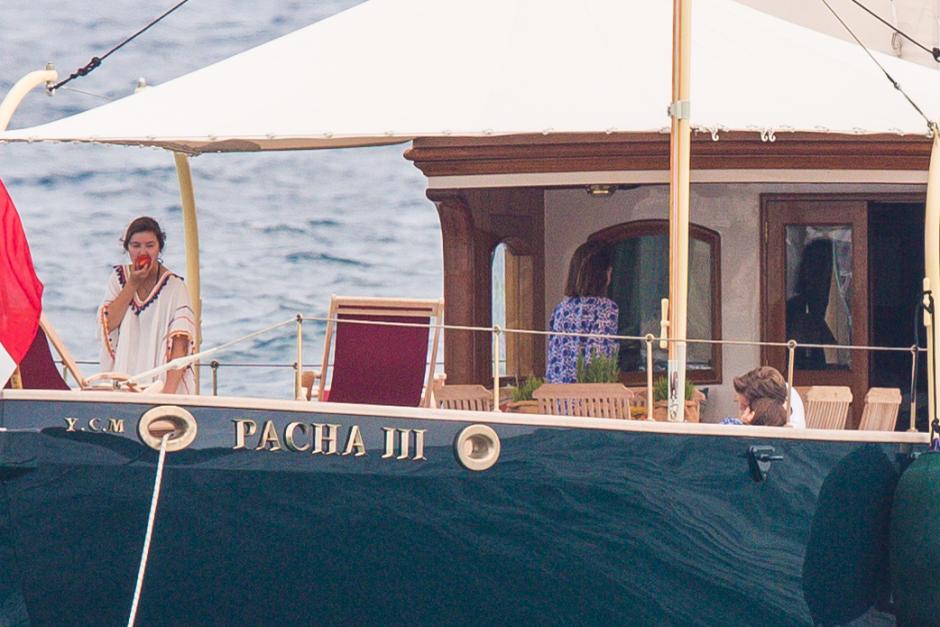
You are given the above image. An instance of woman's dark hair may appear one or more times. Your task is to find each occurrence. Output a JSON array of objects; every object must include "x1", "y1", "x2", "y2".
[
  {"x1": 564, "y1": 240, "x2": 605, "y2": 296},
  {"x1": 749, "y1": 397, "x2": 788, "y2": 427},
  {"x1": 573, "y1": 247, "x2": 613, "y2": 298},
  {"x1": 122, "y1": 216, "x2": 166, "y2": 251}
]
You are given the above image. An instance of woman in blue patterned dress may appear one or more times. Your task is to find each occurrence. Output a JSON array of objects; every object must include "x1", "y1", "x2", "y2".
[{"x1": 546, "y1": 245, "x2": 619, "y2": 383}]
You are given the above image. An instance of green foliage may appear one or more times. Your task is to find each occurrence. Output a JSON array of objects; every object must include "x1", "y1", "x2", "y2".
[
  {"x1": 652, "y1": 375, "x2": 696, "y2": 402},
  {"x1": 510, "y1": 376, "x2": 544, "y2": 402},
  {"x1": 576, "y1": 346, "x2": 621, "y2": 384}
]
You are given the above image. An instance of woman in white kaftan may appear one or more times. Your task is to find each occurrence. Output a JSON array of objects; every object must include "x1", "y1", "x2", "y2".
[{"x1": 97, "y1": 217, "x2": 195, "y2": 394}]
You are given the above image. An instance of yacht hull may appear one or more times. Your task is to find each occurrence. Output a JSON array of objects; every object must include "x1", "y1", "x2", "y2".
[{"x1": 0, "y1": 394, "x2": 922, "y2": 625}]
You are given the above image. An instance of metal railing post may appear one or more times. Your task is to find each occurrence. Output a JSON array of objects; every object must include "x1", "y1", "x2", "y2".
[
  {"x1": 493, "y1": 326, "x2": 502, "y2": 412},
  {"x1": 210, "y1": 360, "x2": 219, "y2": 396},
  {"x1": 909, "y1": 344, "x2": 919, "y2": 432},
  {"x1": 645, "y1": 334, "x2": 655, "y2": 420},
  {"x1": 785, "y1": 340, "x2": 796, "y2": 416},
  {"x1": 294, "y1": 314, "x2": 303, "y2": 400}
]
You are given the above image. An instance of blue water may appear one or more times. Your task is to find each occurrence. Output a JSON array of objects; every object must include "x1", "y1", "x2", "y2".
[{"x1": 0, "y1": 0, "x2": 442, "y2": 397}]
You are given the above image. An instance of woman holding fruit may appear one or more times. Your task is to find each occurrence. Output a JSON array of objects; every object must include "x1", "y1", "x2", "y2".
[{"x1": 97, "y1": 216, "x2": 195, "y2": 394}]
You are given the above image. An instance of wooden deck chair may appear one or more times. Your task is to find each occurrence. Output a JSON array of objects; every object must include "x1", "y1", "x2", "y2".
[
  {"x1": 309, "y1": 296, "x2": 443, "y2": 407},
  {"x1": 5, "y1": 314, "x2": 84, "y2": 390},
  {"x1": 858, "y1": 387, "x2": 902, "y2": 431},
  {"x1": 533, "y1": 383, "x2": 635, "y2": 419},
  {"x1": 434, "y1": 384, "x2": 493, "y2": 412},
  {"x1": 803, "y1": 386, "x2": 853, "y2": 430}
]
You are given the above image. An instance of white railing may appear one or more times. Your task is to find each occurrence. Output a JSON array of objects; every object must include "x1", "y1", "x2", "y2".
[{"x1": 57, "y1": 313, "x2": 929, "y2": 432}]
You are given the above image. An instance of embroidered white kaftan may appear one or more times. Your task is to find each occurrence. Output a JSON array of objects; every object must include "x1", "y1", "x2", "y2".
[{"x1": 98, "y1": 265, "x2": 195, "y2": 394}]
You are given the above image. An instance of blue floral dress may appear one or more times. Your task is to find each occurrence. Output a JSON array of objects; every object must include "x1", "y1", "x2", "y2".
[{"x1": 546, "y1": 296, "x2": 619, "y2": 383}]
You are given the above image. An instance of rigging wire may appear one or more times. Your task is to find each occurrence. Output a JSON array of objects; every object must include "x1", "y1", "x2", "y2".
[
  {"x1": 846, "y1": 0, "x2": 940, "y2": 62},
  {"x1": 819, "y1": 0, "x2": 936, "y2": 133},
  {"x1": 57, "y1": 85, "x2": 114, "y2": 102},
  {"x1": 49, "y1": 0, "x2": 191, "y2": 93}
]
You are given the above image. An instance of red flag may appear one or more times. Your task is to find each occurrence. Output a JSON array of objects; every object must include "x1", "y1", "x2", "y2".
[{"x1": 0, "y1": 179, "x2": 43, "y2": 385}]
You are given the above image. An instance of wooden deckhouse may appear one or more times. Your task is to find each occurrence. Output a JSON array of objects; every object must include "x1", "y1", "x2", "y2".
[{"x1": 406, "y1": 132, "x2": 935, "y2": 424}]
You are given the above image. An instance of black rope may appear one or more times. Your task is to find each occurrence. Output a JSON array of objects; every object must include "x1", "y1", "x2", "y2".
[
  {"x1": 846, "y1": 0, "x2": 940, "y2": 62},
  {"x1": 819, "y1": 0, "x2": 934, "y2": 132},
  {"x1": 49, "y1": 0, "x2": 192, "y2": 92}
]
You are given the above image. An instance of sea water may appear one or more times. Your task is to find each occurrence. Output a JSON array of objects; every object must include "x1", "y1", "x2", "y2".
[{"x1": 0, "y1": 0, "x2": 443, "y2": 397}]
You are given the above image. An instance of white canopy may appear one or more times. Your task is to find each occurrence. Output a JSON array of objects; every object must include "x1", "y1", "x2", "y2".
[{"x1": 2, "y1": 0, "x2": 938, "y2": 153}]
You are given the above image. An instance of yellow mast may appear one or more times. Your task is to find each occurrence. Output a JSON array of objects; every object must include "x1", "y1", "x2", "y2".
[
  {"x1": 174, "y1": 152, "x2": 203, "y2": 393},
  {"x1": 924, "y1": 129, "x2": 940, "y2": 437},
  {"x1": 667, "y1": 0, "x2": 692, "y2": 421}
]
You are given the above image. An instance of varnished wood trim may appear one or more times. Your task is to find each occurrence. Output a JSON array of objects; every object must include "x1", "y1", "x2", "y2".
[
  {"x1": 406, "y1": 133, "x2": 933, "y2": 178},
  {"x1": 588, "y1": 220, "x2": 723, "y2": 385}
]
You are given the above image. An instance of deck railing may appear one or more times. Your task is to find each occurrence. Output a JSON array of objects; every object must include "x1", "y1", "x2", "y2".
[{"x1": 55, "y1": 313, "x2": 930, "y2": 432}]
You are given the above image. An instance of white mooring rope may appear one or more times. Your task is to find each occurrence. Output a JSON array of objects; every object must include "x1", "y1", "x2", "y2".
[{"x1": 127, "y1": 433, "x2": 170, "y2": 627}]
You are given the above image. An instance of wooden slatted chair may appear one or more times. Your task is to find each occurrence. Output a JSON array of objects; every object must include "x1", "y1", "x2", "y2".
[
  {"x1": 858, "y1": 387, "x2": 902, "y2": 431},
  {"x1": 435, "y1": 384, "x2": 493, "y2": 412},
  {"x1": 305, "y1": 296, "x2": 443, "y2": 407},
  {"x1": 803, "y1": 386, "x2": 853, "y2": 430},
  {"x1": 533, "y1": 383, "x2": 635, "y2": 419}
]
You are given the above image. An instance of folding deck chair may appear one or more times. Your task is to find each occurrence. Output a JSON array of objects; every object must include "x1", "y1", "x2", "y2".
[
  {"x1": 5, "y1": 314, "x2": 84, "y2": 390},
  {"x1": 858, "y1": 387, "x2": 902, "y2": 431},
  {"x1": 802, "y1": 386, "x2": 853, "y2": 430},
  {"x1": 305, "y1": 296, "x2": 443, "y2": 407}
]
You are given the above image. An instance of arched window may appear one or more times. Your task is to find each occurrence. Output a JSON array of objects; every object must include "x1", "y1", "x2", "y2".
[{"x1": 591, "y1": 220, "x2": 722, "y2": 384}]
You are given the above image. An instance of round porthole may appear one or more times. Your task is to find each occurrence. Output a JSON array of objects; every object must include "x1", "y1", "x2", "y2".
[
  {"x1": 138, "y1": 405, "x2": 198, "y2": 452},
  {"x1": 454, "y1": 424, "x2": 501, "y2": 472}
]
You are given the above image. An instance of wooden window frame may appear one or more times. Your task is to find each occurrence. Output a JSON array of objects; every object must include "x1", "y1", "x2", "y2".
[{"x1": 590, "y1": 219, "x2": 723, "y2": 385}]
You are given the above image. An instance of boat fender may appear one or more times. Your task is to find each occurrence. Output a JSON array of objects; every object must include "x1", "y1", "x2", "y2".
[
  {"x1": 801, "y1": 445, "x2": 898, "y2": 625},
  {"x1": 453, "y1": 424, "x2": 500, "y2": 471},
  {"x1": 889, "y1": 450, "x2": 940, "y2": 626},
  {"x1": 137, "y1": 405, "x2": 198, "y2": 452}
]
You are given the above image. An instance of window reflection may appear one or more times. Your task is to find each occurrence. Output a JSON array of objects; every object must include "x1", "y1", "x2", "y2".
[{"x1": 784, "y1": 226, "x2": 853, "y2": 370}]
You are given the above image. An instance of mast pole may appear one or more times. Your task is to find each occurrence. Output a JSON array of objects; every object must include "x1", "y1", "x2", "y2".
[
  {"x1": 668, "y1": 0, "x2": 692, "y2": 421},
  {"x1": 174, "y1": 151, "x2": 202, "y2": 393},
  {"x1": 924, "y1": 129, "x2": 940, "y2": 436}
]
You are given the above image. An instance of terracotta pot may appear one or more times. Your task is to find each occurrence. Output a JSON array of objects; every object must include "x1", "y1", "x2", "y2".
[
  {"x1": 506, "y1": 400, "x2": 541, "y2": 414},
  {"x1": 652, "y1": 400, "x2": 700, "y2": 423}
]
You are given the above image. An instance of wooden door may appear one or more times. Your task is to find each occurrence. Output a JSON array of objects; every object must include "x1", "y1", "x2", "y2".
[{"x1": 762, "y1": 198, "x2": 869, "y2": 428}]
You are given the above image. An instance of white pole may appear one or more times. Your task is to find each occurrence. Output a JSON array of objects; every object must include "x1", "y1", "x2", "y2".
[
  {"x1": 0, "y1": 66, "x2": 58, "y2": 131},
  {"x1": 667, "y1": 0, "x2": 692, "y2": 422}
]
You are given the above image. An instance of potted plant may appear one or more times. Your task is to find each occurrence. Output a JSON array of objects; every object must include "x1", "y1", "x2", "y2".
[
  {"x1": 506, "y1": 376, "x2": 544, "y2": 413},
  {"x1": 651, "y1": 375, "x2": 701, "y2": 422},
  {"x1": 575, "y1": 348, "x2": 621, "y2": 384}
]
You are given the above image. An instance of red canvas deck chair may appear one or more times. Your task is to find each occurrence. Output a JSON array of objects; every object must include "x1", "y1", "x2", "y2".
[
  {"x1": 4, "y1": 314, "x2": 85, "y2": 390},
  {"x1": 308, "y1": 296, "x2": 443, "y2": 407}
]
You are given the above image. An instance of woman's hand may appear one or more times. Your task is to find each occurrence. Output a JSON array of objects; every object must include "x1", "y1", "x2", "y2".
[
  {"x1": 127, "y1": 260, "x2": 152, "y2": 288},
  {"x1": 740, "y1": 406, "x2": 755, "y2": 424}
]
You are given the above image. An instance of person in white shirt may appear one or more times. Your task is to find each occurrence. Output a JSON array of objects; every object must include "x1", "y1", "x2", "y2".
[{"x1": 97, "y1": 217, "x2": 195, "y2": 394}]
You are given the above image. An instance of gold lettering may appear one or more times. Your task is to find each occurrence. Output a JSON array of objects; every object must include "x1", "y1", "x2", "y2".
[
  {"x1": 107, "y1": 418, "x2": 125, "y2": 433},
  {"x1": 382, "y1": 427, "x2": 396, "y2": 458},
  {"x1": 413, "y1": 429, "x2": 427, "y2": 461},
  {"x1": 396, "y1": 429, "x2": 412, "y2": 460},
  {"x1": 312, "y1": 423, "x2": 341, "y2": 455},
  {"x1": 88, "y1": 418, "x2": 101, "y2": 432},
  {"x1": 342, "y1": 425, "x2": 366, "y2": 457},
  {"x1": 284, "y1": 422, "x2": 311, "y2": 452},
  {"x1": 65, "y1": 417, "x2": 78, "y2": 432},
  {"x1": 233, "y1": 419, "x2": 257, "y2": 450},
  {"x1": 256, "y1": 420, "x2": 282, "y2": 451}
]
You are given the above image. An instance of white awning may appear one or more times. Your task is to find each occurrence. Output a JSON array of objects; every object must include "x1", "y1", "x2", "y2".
[{"x1": 1, "y1": 0, "x2": 938, "y2": 153}]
